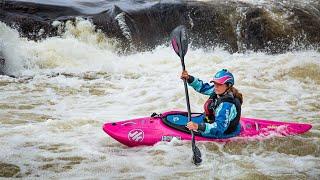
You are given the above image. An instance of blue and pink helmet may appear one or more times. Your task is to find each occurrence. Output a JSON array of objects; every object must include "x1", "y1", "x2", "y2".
[{"x1": 210, "y1": 69, "x2": 234, "y2": 86}]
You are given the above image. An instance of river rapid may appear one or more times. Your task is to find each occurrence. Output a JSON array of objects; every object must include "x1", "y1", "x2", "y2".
[{"x1": 0, "y1": 18, "x2": 319, "y2": 179}]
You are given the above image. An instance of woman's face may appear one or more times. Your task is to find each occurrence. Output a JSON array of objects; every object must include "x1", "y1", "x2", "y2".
[{"x1": 214, "y1": 82, "x2": 228, "y2": 95}]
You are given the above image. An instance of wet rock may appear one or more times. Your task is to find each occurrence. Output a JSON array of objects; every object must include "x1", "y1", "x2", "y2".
[
  {"x1": 0, "y1": 1, "x2": 81, "y2": 40},
  {"x1": 0, "y1": 162, "x2": 20, "y2": 177},
  {"x1": 241, "y1": 8, "x2": 294, "y2": 53},
  {"x1": 290, "y1": 5, "x2": 320, "y2": 46},
  {"x1": 91, "y1": 5, "x2": 132, "y2": 52},
  {"x1": 0, "y1": 0, "x2": 319, "y2": 53},
  {"x1": 95, "y1": 1, "x2": 239, "y2": 52},
  {"x1": 91, "y1": 1, "x2": 320, "y2": 53},
  {"x1": 242, "y1": 4, "x2": 320, "y2": 53}
]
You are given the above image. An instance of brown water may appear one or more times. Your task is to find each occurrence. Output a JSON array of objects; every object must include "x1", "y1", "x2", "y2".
[{"x1": 0, "y1": 19, "x2": 319, "y2": 179}]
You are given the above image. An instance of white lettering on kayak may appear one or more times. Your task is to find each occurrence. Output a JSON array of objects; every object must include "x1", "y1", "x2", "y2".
[
  {"x1": 173, "y1": 117, "x2": 179, "y2": 122},
  {"x1": 128, "y1": 129, "x2": 144, "y2": 142}
]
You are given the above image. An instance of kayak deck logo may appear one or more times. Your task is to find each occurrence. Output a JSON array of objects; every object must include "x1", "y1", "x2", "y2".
[{"x1": 128, "y1": 129, "x2": 144, "y2": 142}]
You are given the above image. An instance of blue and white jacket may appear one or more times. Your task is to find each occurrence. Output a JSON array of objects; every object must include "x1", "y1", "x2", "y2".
[{"x1": 188, "y1": 76, "x2": 241, "y2": 138}]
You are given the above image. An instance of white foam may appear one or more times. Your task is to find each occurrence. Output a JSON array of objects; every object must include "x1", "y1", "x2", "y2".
[{"x1": 0, "y1": 18, "x2": 319, "y2": 178}]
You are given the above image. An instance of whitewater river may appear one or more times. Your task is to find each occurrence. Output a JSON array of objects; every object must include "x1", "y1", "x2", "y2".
[{"x1": 0, "y1": 19, "x2": 319, "y2": 179}]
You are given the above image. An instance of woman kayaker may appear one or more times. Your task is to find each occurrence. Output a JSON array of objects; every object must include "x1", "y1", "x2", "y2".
[{"x1": 181, "y1": 69, "x2": 243, "y2": 138}]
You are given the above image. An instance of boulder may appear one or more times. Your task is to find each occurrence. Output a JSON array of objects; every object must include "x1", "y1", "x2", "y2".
[{"x1": 0, "y1": 0, "x2": 319, "y2": 53}]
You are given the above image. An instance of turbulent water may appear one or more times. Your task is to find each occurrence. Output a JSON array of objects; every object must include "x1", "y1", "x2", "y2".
[{"x1": 0, "y1": 19, "x2": 319, "y2": 179}]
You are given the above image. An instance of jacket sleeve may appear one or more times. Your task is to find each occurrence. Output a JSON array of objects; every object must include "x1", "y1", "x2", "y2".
[
  {"x1": 187, "y1": 75, "x2": 214, "y2": 96},
  {"x1": 199, "y1": 102, "x2": 238, "y2": 137}
]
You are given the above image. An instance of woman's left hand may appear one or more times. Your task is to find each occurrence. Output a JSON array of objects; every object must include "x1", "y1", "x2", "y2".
[{"x1": 186, "y1": 122, "x2": 198, "y2": 131}]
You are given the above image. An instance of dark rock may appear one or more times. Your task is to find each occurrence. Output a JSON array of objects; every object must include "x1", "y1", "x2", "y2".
[
  {"x1": 0, "y1": 0, "x2": 319, "y2": 54},
  {"x1": 92, "y1": 1, "x2": 239, "y2": 52},
  {"x1": 0, "y1": 162, "x2": 20, "y2": 177},
  {"x1": 0, "y1": 1, "x2": 81, "y2": 40},
  {"x1": 242, "y1": 8, "x2": 294, "y2": 53},
  {"x1": 289, "y1": 5, "x2": 320, "y2": 46}
]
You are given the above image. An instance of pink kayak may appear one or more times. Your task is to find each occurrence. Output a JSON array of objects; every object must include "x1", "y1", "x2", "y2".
[{"x1": 102, "y1": 111, "x2": 312, "y2": 147}]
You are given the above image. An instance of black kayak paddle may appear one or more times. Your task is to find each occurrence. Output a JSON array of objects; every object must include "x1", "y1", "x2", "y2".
[{"x1": 170, "y1": 25, "x2": 202, "y2": 165}]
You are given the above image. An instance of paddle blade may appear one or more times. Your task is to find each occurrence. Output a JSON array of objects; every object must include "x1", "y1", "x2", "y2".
[
  {"x1": 170, "y1": 25, "x2": 188, "y2": 58},
  {"x1": 192, "y1": 139, "x2": 202, "y2": 165}
]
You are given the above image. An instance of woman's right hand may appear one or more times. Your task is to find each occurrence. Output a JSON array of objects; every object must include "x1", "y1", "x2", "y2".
[
  {"x1": 186, "y1": 121, "x2": 198, "y2": 131},
  {"x1": 181, "y1": 70, "x2": 189, "y2": 80}
]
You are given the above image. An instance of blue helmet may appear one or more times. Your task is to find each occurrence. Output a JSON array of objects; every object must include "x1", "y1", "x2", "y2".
[{"x1": 210, "y1": 69, "x2": 234, "y2": 86}]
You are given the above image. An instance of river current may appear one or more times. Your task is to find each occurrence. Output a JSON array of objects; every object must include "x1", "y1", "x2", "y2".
[{"x1": 0, "y1": 18, "x2": 319, "y2": 179}]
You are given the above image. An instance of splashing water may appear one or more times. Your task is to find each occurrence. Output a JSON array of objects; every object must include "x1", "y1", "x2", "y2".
[{"x1": 0, "y1": 18, "x2": 319, "y2": 178}]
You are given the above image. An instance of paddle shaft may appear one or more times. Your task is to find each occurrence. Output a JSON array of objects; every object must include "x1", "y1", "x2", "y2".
[{"x1": 180, "y1": 57, "x2": 196, "y2": 145}]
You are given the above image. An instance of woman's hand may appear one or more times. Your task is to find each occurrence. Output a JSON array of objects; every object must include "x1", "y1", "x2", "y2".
[
  {"x1": 181, "y1": 70, "x2": 189, "y2": 80},
  {"x1": 186, "y1": 122, "x2": 198, "y2": 131}
]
